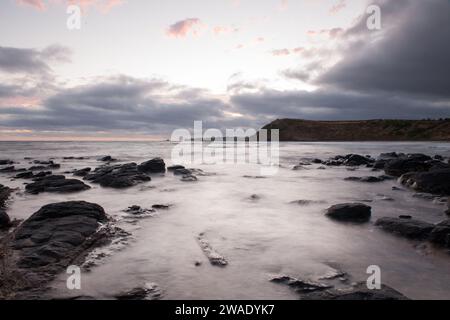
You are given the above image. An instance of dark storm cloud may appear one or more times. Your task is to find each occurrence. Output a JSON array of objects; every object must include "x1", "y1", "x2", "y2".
[
  {"x1": 0, "y1": 44, "x2": 71, "y2": 75},
  {"x1": 319, "y1": 0, "x2": 450, "y2": 98},
  {"x1": 0, "y1": 75, "x2": 237, "y2": 133}
]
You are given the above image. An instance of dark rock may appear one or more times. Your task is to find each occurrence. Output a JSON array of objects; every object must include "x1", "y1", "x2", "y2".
[
  {"x1": 302, "y1": 282, "x2": 408, "y2": 300},
  {"x1": 152, "y1": 204, "x2": 171, "y2": 210},
  {"x1": 0, "y1": 209, "x2": 11, "y2": 229},
  {"x1": 138, "y1": 158, "x2": 165, "y2": 173},
  {"x1": 12, "y1": 201, "x2": 107, "y2": 269},
  {"x1": 271, "y1": 275, "x2": 332, "y2": 293},
  {"x1": 114, "y1": 284, "x2": 161, "y2": 300},
  {"x1": 124, "y1": 205, "x2": 155, "y2": 215},
  {"x1": 173, "y1": 168, "x2": 192, "y2": 175},
  {"x1": 25, "y1": 175, "x2": 90, "y2": 194},
  {"x1": 0, "y1": 160, "x2": 13, "y2": 165},
  {"x1": 85, "y1": 163, "x2": 151, "y2": 188},
  {"x1": 399, "y1": 169, "x2": 450, "y2": 195},
  {"x1": 197, "y1": 233, "x2": 227, "y2": 266},
  {"x1": 429, "y1": 220, "x2": 450, "y2": 248},
  {"x1": 325, "y1": 203, "x2": 371, "y2": 223},
  {"x1": 344, "y1": 154, "x2": 374, "y2": 166},
  {"x1": 0, "y1": 184, "x2": 12, "y2": 208},
  {"x1": 434, "y1": 155, "x2": 444, "y2": 161},
  {"x1": 167, "y1": 165, "x2": 185, "y2": 171},
  {"x1": 375, "y1": 217, "x2": 434, "y2": 240},
  {"x1": 73, "y1": 168, "x2": 91, "y2": 177},
  {"x1": 379, "y1": 152, "x2": 401, "y2": 160},
  {"x1": 0, "y1": 166, "x2": 17, "y2": 173},
  {"x1": 384, "y1": 158, "x2": 431, "y2": 177},
  {"x1": 181, "y1": 175, "x2": 198, "y2": 182},
  {"x1": 99, "y1": 155, "x2": 116, "y2": 162},
  {"x1": 290, "y1": 199, "x2": 326, "y2": 206},
  {"x1": 344, "y1": 176, "x2": 391, "y2": 183},
  {"x1": 15, "y1": 171, "x2": 34, "y2": 179}
]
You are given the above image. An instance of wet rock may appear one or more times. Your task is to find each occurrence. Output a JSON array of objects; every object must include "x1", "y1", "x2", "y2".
[
  {"x1": 271, "y1": 275, "x2": 332, "y2": 293},
  {"x1": 85, "y1": 163, "x2": 151, "y2": 188},
  {"x1": 375, "y1": 217, "x2": 434, "y2": 240},
  {"x1": 152, "y1": 204, "x2": 171, "y2": 210},
  {"x1": 434, "y1": 155, "x2": 444, "y2": 161},
  {"x1": 173, "y1": 168, "x2": 192, "y2": 175},
  {"x1": 15, "y1": 171, "x2": 52, "y2": 180},
  {"x1": 98, "y1": 155, "x2": 116, "y2": 162},
  {"x1": 181, "y1": 175, "x2": 198, "y2": 182},
  {"x1": 0, "y1": 184, "x2": 13, "y2": 208},
  {"x1": 0, "y1": 209, "x2": 11, "y2": 229},
  {"x1": 243, "y1": 175, "x2": 267, "y2": 179},
  {"x1": 114, "y1": 283, "x2": 161, "y2": 300},
  {"x1": 325, "y1": 203, "x2": 371, "y2": 223},
  {"x1": 73, "y1": 168, "x2": 91, "y2": 177},
  {"x1": 446, "y1": 199, "x2": 450, "y2": 216},
  {"x1": 167, "y1": 165, "x2": 185, "y2": 171},
  {"x1": 0, "y1": 160, "x2": 13, "y2": 165},
  {"x1": 63, "y1": 156, "x2": 87, "y2": 160},
  {"x1": 344, "y1": 154, "x2": 374, "y2": 166},
  {"x1": 429, "y1": 220, "x2": 450, "y2": 248},
  {"x1": 293, "y1": 165, "x2": 309, "y2": 170},
  {"x1": 399, "y1": 169, "x2": 450, "y2": 195},
  {"x1": 124, "y1": 205, "x2": 155, "y2": 215},
  {"x1": 290, "y1": 199, "x2": 326, "y2": 206},
  {"x1": 249, "y1": 194, "x2": 261, "y2": 201},
  {"x1": 197, "y1": 233, "x2": 228, "y2": 266},
  {"x1": 384, "y1": 154, "x2": 433, "y2": 177},
  {"x1": 0, "y1": 166, "x2": 18, "y2": 173},
  {"x1": 302, "y1": 282, "x2": 408, "y2": 300},
  {"x1": 344, "y1": 175, "x2": 391, "y2": 183},
  {"x1": 138, "y1": 158, "x2": 165, "y2": 173},
  {"x1": 25, "y1": 175, "x2": 90, "y2": 194},
  {"x1": 12, "y1": 201, "x2": 108, "y2": 269}
]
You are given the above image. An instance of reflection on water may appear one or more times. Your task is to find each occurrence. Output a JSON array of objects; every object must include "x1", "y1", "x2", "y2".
[{"x1": 0, "y1": 141, "x2": 449, "y2": 299}]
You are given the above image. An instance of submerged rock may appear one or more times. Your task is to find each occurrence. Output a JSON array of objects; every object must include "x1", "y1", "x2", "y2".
[
  {"x1": 181, "y1": 175, "x2": 198, "y2": 182},
  {"x1": 197, "y1": 233, "x2": 228, "y2": 266},
  {"x1": 290, "y1": 199, "x2": 326, "y2": 206},
  {"x1": 344, "y1": 175, "x2": 392, "y2": 183},
  {"x1": 138, "y1": 158, "x2": 165, "y2": 173},
  {"x1": 114, "y1": 283, "x2": 161, "y2": 300},
  {"x1": 25, "y1": 175, "x2": 90, "y2": 194},
  {"x1": 167, "y1": 165, "x2": 185, "y2": 171},
  {"x1": 84, "y1": 163, "x2": 151, "y2": 189},
  {"x1": 0, "y1": 160, "x2": 14, "y2": 165},
  {"x1": 123, "y1": 205, "x2": 155, "y2": 215},
  {"x1": 98, "y1": 155, "x2": 116, "y2": 162},
  {"x1": 302, "y1": 282, "x2": 408, "y2": 300},
  {"x1": 325, "y1": 203, "x2": 371, "y2": 223},
  {"x1": 152, "y1": 204, "x2": 171, "y2": 210},
  {"x1": 375, "y1": 217, "x2": 434, "y2": 240},
  {"x1": 271, "y1": 275, "x2": 332, "y2": 293},
  {"x1": 73, "y1": 168, "x2": 91, "y2": 177},
  {"x1": 173, "y1": 168, "x2": 192, "y2": 176},
  {"x1": 399, "y1": 169, "x2": 450, "y2": 195}
]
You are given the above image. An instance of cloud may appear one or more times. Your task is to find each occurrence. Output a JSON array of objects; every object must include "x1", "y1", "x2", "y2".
[
  {"x1": 271, "y1": 48, "x2": 290, "y2": 56},
  {"x1": 319, "y1": 0, "x2": 450, "y2": 98},
  {"x1": 166, "y1": 18, "x2": 205, "y2": 38},
  {"x1": 0, "y1": 44, "x2": 71, "y2": 75},
  {"x1": 16, "y1": 0, "x2": 45, "y2": 10},
  {"x1": 329, "y1": 0, "x2": 346, "y2": 14},
  {"x1": 15, "y1": 0, "x2": 123, "y2": 13}
]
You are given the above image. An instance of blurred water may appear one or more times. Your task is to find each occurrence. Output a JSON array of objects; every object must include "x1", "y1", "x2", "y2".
[{"x1": 0, "y1": 141, "x2": 449, "y2": 300}]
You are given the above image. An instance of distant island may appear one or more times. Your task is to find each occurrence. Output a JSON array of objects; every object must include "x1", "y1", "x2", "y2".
[{"x1": 260, "y1": 119, "x2": 450, "y2": 141}]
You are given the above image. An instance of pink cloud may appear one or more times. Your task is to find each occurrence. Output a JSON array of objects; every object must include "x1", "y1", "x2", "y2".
[
  {"x1": 16, "y1": 0, "x2": 46, "y2": 10},
  {"x1": 271, "y1": 48, "x2": 290, "y2": 56},
  {"x1": 329, "y1": 0, "x2": 346, "y2": 14},
  {"x1": 306, "y1": 28, "x2": 343, "y2": 38},
  {"x1": 166, "y1": 18, "x2": 205, "y2": 38}
]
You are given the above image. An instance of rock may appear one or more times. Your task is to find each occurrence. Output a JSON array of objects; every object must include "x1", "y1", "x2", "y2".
[
  {"x1": 114, "y1": 283, "x2": 161, "y2": 300},
  {"x1": 152, "y1": 204, "x2": 171, "y2": 210},
  {"x1": 173, "y1": 168, "x2": 192, "y2": 175},
  {"x1": 344, "y1": 154, "x2": 374, "y2": 166},
  {"x1": 25, "y1": 175, "x2": 91, "y2": 194},
  {"x1": 271, "y1": 275, "x2": 332, "y2": 293},
  {"x1": 138, "y1": 158, "x2": 165, "y2": 173},
  {"x1": 0, "y1": 160, "x2": 13, "y2": 165},
  {"x1": 384, "y1": 154, "x2": 434, "y2": 177},
  {"x1": 429, "y1": 220, "x2": 450, "y2": 248},
  {"x1": 123, "y1": 205, "x2": 155, "y2": 215},
  {"x1": 399, "y1": 169, "x2": 450, "y2": 195},
  {"x1": 73, "y1": 168, "x2": 91, "y2": 177},
  {"x1": 0, "y1": 209, "x2": 11, "y2": 229},
  {"x1": 99, "y1": 155, "x2": 116, "y2": 162},
  {"x1": 15, "y1": 171, "x2": 34, "y2": 179},
  {"x1": 84, "y1": 163, "x2": 151, "y2": 188},
  {"x1": 290, "y1": 199, "x2": 326, "y2": 206},
  {"x1": 167, "y1": 165, "x2": 185, "y2": 171},
  {"x1": 379, "y1": 152, "x2": 401, "y2": 160},
  {"x1": 12, "y1": 201, "x2": 108, "y2": 269},
  {"x1": 344, "y1": 176, "x2": 391, "y2": 183},
  {"x1": 325, "y1": 203, "x2": 371, "y2": 223},
  {"x1": 446, "y1": 198, "x2": 450, "y2": 216},
  {"x1": 197, "y1": 233, "x2": 228, "y2": 266},
  {"x1": 375, "y1": 217, "x2": 434, "y2": 240},
  {"x1": 0, "y1": 184, "x2": 13, "y2": 208},
  {"x1": 0, "y1": 166, "x2": 18, "y2": 173},
  {"x1": 181, "y1": 175, "x2": 198, "y2": 182},
  {"x1": 302, "y1": 282, "x2": 408, "y2": 300},
  {"x1": 434, "y1": 155, "x2": 444, "y2": 161}
]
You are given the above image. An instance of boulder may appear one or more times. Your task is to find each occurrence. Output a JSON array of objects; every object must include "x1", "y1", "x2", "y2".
[
  {"x1": 114, "y1": 283, "x2": 161, "y2": 300},
  {"x1": 25, "y1": 175, "x2": 90, "y2": 194},
  {"x1": 12, "y1": 201, "x2": 108, "y2": 269},
  {"x1": 375, "y1": 217, "x2": 434, "y2": 240},
  {"x1": 399, "y1": 169, "x2": 450, "y2": 195},
  {"x1": 0, "y1": 160, "x2": 13, "y2": 165},
  {"x1": 173, "y1": 168, "x2": 192, "y2": 176},
  {"x1": 84, "y1": 163, "x2": 151, "y2": 188},
  {"x1": 344, "y1": 154, "x2": 374, "y2": 166},
  {"x1": 138, "y1": 158, "x2": 166, "y2": 173},
  {"x1": 429, "y1": 220, "x2": 450, "y2": 248},
  {"x1": 0, "y1": 209, "x2": 11, "y2": 229},
  {"x1": 271, "y1": 275, "x2": 332, "y2": 293},
  {"x1": 99, "y1": 156, "x2": 116, "y2": 162},
  {"x1": 167, "y1": 165, "x2": 185, "y2": 171},
  {"x1": 384, "y1": 158, "x2": 431, "y2": 177},
  {"x1": 181, "y1": 175, "x2": 198, "y2": 182},
  {"x1": 0, "y1": 184, "x2": 13, "y2": 208},
  {"x1": 325, "y1": 203, "x2": 371, "y2": 223},
  {"x1": 73, "y1": 167, "x2": 91, "y2": 177}
]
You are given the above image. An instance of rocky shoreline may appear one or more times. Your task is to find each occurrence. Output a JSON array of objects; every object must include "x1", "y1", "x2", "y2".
[{"x1": 0, "y1": 150, "x2": 449, "y2": 300}]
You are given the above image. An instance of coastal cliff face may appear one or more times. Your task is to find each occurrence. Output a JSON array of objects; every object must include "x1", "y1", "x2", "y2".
[{"x1": 261, "y1": 119, "x2": 450, "y2": 141}]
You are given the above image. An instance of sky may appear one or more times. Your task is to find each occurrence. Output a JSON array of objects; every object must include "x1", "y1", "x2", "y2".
[{"x1": 0, "y1": 0, "x2": 449, "y2": 140}]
